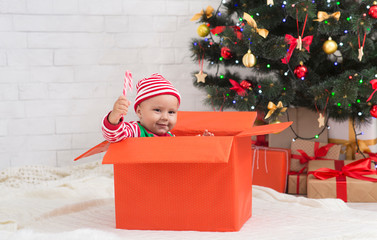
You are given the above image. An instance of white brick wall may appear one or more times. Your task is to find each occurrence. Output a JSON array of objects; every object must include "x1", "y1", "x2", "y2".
[{"x1": 0, "y1": 0, "x2": 218, "y2": 168}]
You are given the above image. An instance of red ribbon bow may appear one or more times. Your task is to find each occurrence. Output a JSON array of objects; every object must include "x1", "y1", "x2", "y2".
[
  {"x1": 281, "y1": 34, "x2": 313, "y2": 64},
  {"x1": 366, "y1": 79, "x2": 377, "y2": 102},
  {"x1": 229, "y1": 79, "x2": 251, "y2": 96},
  {"x1": 295, "y1": 143, "x2": 335, "y2": 165},
  {"x1": 308, "y1": 159, "x2": 377, "y2": 202},
  {"x1": 211, "y1": 26, "x2": 243, "y2": 40},
  {"x1": 309, "y1": 158, "x2": 377, "y2": 182}
]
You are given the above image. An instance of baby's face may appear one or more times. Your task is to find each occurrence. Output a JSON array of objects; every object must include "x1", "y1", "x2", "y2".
[{"x1": 136, "y1": 94, "x2": 179, "y2": 136}]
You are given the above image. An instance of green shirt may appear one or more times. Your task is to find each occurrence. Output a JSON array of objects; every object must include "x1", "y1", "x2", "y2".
[{"x1": 137, "y1": 123, "x2": 173, "y2": 137}]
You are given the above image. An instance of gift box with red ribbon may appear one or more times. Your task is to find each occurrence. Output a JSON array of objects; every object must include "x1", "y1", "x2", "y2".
[
  {"x1": 291, "y1": 139, "x2": 341, "y2": 173},
  {"x1": 251, "y1": 146, "x2": 290, "y2": 193},
  {"x1": 287, "y1": 170, "x2": 307, "y2": 195},
  {"x1": 307, "y1": 158, "x2": 377, "y2": 202}
]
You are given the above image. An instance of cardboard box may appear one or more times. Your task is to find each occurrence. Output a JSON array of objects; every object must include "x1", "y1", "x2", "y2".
[
  {"x1": 328, "y1": 118, "x2": 377, "y2": 159},
  {"x1": 75, "y1": 111, "x2": 291, "y2": 232},
  {"x1": 291, "y1": 139, "x2": 341, "y2": 173},
  {"x1": 307, "y1": 159, "x2": 377, "y2": 202},
  {"x1": 287, "y1": 173, "x2": 307, "y2": 195},
  {"x1": 251, "y1": 146, "x2": 290, "y2": 193},
  {"x1": 269, "y1": 107, "x2": 329, "y2": 149}
]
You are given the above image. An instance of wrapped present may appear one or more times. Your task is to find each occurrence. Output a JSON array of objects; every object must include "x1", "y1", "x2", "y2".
[
  {"x1": 328, "y1": 118, "x2": 377, "y2": 159},
  {"x1": 307, "y1": 159, "x2": 377, "y2": 202},
  {"x1": 251, "y1": 146, "x2": 290, "y2": 193},
  {"x1": 269, "y1": 107, "x2": 329, "y2": 149},
  {"x1": 291, "y1": 139, "x2": 341, "y2": 173},
  {"x1": 355, "y1": 152, "x2": 377, "y2": 161},
  {"x1": 75, "y1": 111, "x2": 292, "y2": 232},
  {"x1": 287, "y1": 169, "x2": 307, "y2": 195}
]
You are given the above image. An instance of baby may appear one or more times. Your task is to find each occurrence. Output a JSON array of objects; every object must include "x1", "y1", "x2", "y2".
[{"x1": 102, "y1": 73, "x2": 212, "y2": 142}]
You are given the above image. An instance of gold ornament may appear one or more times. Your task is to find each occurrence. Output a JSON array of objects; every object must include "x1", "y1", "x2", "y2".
[
  {"x1": 197, "y1": 24, "x2": 210, "y2": 37},
  {"x1": 313, "y1": 11, "x2": 341, "y2": 22},
  {"x1": 191, "y1": 6, "x2": 214, "y2": 21},
  {"x1": 270, "y1": 119, "x2": 282, "y2": 134},
  {"x1": 318, "y1": 113, "x2": 325, "y2": 128},
  {"x1": 242, "y1": 50, "x2": 256, "y2": 67},
  {"x1": 323, "y1": 37, "x2": 337, "y2": 54},
  {"x1": 243, "y1": 12, "x2": 269, "y2": 38},
  {"x1": 195, "y1": 71, "x2": 207, "y2": 83},
  {"x1": 264, "y1": 101, "x2": 287, "y2": 119}
]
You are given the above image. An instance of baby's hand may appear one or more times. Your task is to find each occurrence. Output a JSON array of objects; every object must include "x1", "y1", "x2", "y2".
[
  {"x1": 200, "y1": 129, "x2": 214, "y2": 136},
  {"x1": 108, "y1": 96, "x2": 131, "y2": 125}
]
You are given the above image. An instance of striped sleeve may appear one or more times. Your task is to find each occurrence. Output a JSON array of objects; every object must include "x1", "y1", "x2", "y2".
[{"x1": 101, "y1": 112, "x2": 140, "y2": 142}]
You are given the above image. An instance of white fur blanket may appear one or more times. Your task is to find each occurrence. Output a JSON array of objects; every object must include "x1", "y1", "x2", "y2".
[{"x1": 1, "y1": 161, "x2": 377, "y2": 240}]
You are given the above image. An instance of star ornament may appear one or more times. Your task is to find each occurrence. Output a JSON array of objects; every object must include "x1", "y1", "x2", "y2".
[
  {"x1": 195, "y1": 71, "x2": 207, "y2": 83},
  {"x1": 358, "y1": 47, "x2": 364, "y2": 61},
  {"x1": 318, "y1": 113, "x2": 325, "y2": 128}
]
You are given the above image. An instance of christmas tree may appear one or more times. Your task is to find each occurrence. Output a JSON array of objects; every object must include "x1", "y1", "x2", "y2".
[{"x1": 190, "y1": 0, "x2": 377, "y2": 131}]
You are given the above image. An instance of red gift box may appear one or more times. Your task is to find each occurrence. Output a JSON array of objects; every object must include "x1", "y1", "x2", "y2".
[{"x1": 252, "y1": 146, "x2": 290, "y2": 193}]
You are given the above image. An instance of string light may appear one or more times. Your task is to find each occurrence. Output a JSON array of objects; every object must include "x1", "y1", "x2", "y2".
[{"x1": 358, "y1": 112, "x2": 363, "y2": 116}]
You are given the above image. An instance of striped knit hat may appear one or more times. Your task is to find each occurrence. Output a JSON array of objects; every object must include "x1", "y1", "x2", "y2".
[{"x1": 134, "y1": 73, "x2": 181, "y2": 111}]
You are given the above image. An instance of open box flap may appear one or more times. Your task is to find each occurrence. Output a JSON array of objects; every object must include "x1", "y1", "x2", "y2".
[
  {"x1": 102, "y1": 136, "x2": 234, "y2": 164},
  {"x1": 172, "y1": 111, "x2": 257, "y2": 136},
  {"x1": 74, "y1": 141, "x2": 110, "y2": 161},
  {"x1": 236, "y1": 121, "x2": 292, "y2": 137}
]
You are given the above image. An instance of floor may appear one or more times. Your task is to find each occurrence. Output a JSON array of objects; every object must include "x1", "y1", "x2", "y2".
[{"x1": 347, "y1": 202, "x2": 377, "y2": 211}]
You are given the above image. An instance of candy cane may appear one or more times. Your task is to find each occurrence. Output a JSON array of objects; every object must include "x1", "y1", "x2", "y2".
[{"x1": 123, "y1": 70, "x2": 133, "y2": 96}]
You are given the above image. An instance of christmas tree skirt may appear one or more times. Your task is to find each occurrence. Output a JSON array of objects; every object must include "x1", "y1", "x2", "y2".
[{"x1": 1, "y1": 162, "x2": 377, "y2": 239}]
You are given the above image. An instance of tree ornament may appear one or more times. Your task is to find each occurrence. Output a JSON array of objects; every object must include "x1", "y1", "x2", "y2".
[
  {"x1": 195, "y1": 71, "x2": 207, "y2": 83},
  {"x1": 370, "y1": 105, "x2": 377, "y2": 118},
  {"x1": 197, "y1": 24, "x2": 210, "y2": 37},
  {"x1": 323, "y1": 37, "x2": 337, "y2": 55},
  {"x1": 367, "y1": 79, "x2": 377, "y2": 102},
  {"x1": 242, "y1": 50, "x2": 256, "y2": 67},
  {"x1": 270, "y1": 119, "x2": 283, "y2": 134},
  {"x1": 264, "y1": 101, "x2": 287, "y2": 119},
  {"x1": 229, "y1": 79, "x2": 251, "y2": 96},
  {"x1": 368, "y1": 5, "x2": 377, "y2": 19},
  {"x1": 281, "y1": 10, "x2": 313, "y2": 64},
  {"x1": 317, "y1": 113, "x2": 325, "y2": 127},
  {"x1": 221, "y1": 47, "x2": 233, "y2": 59},
  {"x1": 294, "y1": 62, "x2": 308, "y2": 78},
  {"x1": 243, "y1": 12, "x2": 269, "y2": 38},
  {"x1": 191, "y1": 6, "x2": 214, "y2": 21},
  {"x1": 314, "y1": 11, "x2": 341, "y2": 22},
  {"x1": 327, "y1": 50, "x2": 343, "y2": 63}
]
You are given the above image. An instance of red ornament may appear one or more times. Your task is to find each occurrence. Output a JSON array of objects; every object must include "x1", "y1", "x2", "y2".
[
  {"x1": 369, "y1": 5, "x2": 377, "y2": 19},
  {"x1": 370, "y1": 105, "x2": 377, "y2": 118},
  {"x1": 221, "y1": 47, "x2": 233, "y2": 59},
  {"x1": 294, "y1": 64, "x2": 308, "y2": 78}
]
